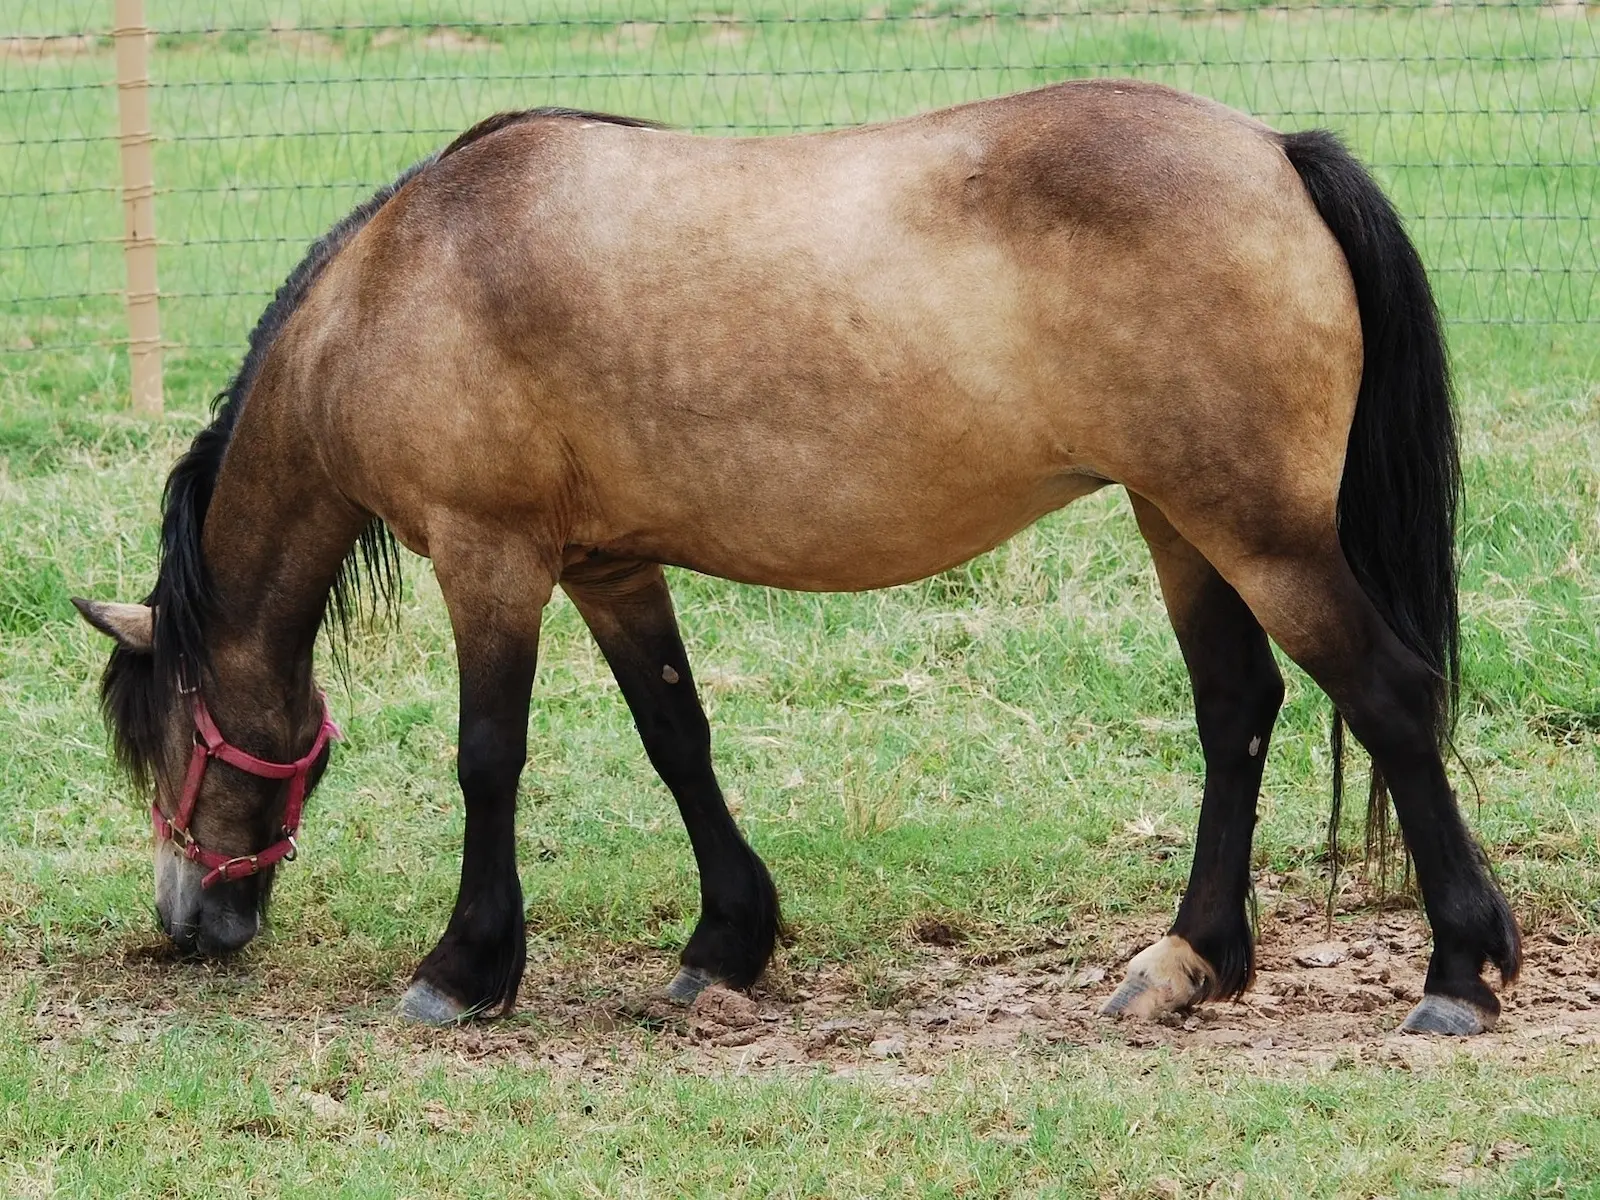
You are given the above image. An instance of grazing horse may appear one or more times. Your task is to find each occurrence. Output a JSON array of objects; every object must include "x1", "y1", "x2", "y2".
[{"x1": 75, "y1": 80, "x2": 1520, "y2": 1035}]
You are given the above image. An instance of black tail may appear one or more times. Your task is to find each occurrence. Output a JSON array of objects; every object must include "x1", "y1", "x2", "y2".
[{"x1": 1281, "y1": 130, "x2": 1461, "y2": 881}]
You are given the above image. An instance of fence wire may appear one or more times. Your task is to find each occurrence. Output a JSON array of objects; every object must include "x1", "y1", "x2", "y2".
[{"x1": 3, "y1": 2, "x2": 1596, "y2": 366}]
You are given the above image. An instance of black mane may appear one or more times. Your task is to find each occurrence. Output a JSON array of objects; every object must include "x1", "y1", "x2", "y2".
[{"x1": 101, "y1": 107, "x2": 657, "y2": 786}]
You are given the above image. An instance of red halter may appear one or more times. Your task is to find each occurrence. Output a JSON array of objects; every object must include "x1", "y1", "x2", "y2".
[{"x1": 153, "y1": 693, "x2": 340, "y2": 889}]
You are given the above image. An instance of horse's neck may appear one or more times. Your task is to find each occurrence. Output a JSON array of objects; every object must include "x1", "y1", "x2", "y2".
[{"x1": 200, "y1": 378, "x2": 365, "y2": 698}]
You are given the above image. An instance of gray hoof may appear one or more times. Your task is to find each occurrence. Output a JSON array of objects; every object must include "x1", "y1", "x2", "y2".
[
  {"x1": 665, "y1": 966, "x2": 718, "y2": 1005},
  {"x1": 399, "y1": 980, "x2": 468, "y2": 1025},
  {"x1": 1400, "y1": 994, "x2": 1496, "y2": 1036},
  {"x1": 1099, "y1": 977, "x2": 1153, "y2": 1018}
]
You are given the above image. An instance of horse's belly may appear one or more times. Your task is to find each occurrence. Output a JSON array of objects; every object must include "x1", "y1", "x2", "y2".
[{"x1": 597, "y1": 466, "x2": 1105, "y2": 592}]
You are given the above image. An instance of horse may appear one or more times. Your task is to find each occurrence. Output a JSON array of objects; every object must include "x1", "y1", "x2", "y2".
[{"x1": 74, "y1": 79, "x2": 1520, "y2": 1035}]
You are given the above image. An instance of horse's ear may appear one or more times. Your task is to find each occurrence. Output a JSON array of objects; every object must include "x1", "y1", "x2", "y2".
[{"x1": 72, "y1": 598, "x2": 155, "y2": 653}]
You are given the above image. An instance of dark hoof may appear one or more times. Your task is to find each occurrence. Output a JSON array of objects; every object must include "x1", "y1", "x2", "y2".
[
  {"x1": 1400, "y1": 994, "x2": 1496, "y2": 1036},
  {"x1": 399, "y1": 980, "x2": 469, "y2": 1026},
  {"x1": 665, "y1": 965, "x2": 718, "y2": 1005}
]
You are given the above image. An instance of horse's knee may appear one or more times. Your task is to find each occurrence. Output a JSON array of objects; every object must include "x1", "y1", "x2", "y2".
[{"x1": 456, "y1": 717, "x2": 526, "y2": 796}]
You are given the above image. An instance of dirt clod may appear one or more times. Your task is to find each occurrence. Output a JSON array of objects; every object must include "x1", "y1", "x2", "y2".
[
  {"x1": 690, "y1": 985, "x2": 759, "y2": 1030},
  {"x1": 807, "y1": 1018, "x2": 870, "y2": 1051},
  {"x1": 1293, "y1": 941, "x2": 1348, "y2": 968},
  {"x1": 297, "y1": 1089, "x2": 347, "y2": 1122}
]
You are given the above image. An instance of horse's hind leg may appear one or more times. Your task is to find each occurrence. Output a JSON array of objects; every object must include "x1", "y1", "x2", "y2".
[
  {"x1": 1202, "y1": 530, "x2": 1520, "y2": 1034},
  {"x1": 401, "y1": 529, "x2": 556, "y2": 1024},
  {"x1": 1101, "y1": 495, "x2": 1285, "y2": 1019},
  {"x1": 562, "y1": 558, "x2": 780, "y2": 1002}
]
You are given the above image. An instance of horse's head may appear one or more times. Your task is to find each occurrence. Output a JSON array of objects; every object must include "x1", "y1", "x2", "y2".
[{"x1": 74, "y1": 597, "x2": 336, "y2": 957}]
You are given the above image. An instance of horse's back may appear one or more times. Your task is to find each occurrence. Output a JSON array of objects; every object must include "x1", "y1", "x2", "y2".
[{"x1": 296, "y1": 81, "x2": 1361, "y2": 589}]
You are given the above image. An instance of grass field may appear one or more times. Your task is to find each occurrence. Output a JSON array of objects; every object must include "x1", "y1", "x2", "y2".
[{"x1": 4, "y1": 4, "x2": 1600, "y2": 1197}]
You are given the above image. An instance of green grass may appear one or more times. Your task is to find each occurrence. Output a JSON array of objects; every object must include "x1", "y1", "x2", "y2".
[
  {"x1": 6, "y1": 1027, "x2": 1600, "y2": 1197},
  {"x1": 3, "y1": 3, "x2": 1600, "y2": 1196}
]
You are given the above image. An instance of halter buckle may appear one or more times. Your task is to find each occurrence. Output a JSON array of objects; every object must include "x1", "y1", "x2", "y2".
[{"x1": 214, "y1": 853, "x2": 259, "y2": 881}]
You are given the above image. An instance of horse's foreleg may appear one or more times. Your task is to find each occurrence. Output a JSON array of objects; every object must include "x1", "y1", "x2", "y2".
[
  {"x1": 400, "y1": 532, "x2": 554, "y2": 1024},
  {"x1": 1101, "y1": 496, "x2": 1284, "y2": 1020},
  {"x1": 563, "y1": 559, "x2": 779, "y2": 1003}
]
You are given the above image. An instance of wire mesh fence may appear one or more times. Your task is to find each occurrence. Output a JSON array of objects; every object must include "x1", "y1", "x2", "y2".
[{"x1": 3, "y1": 2, "x2": 1596, "y2": 389}]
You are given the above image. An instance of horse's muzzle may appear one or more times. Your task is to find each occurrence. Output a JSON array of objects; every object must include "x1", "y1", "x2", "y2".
[{"x1": 155, "y1": 844, "x2": 261, "y2": 956}]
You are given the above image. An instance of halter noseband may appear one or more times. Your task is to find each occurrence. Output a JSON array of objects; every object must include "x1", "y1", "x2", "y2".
[{"x1": 153, "y1": 693, "x2": 340, "y2": 889}]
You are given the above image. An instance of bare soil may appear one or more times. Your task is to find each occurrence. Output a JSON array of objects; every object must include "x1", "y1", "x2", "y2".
[
  {"x1": 18, "y1": 903, "x2": 1597, "y2": 1081},
  {"x1": 624, "y1": 907, "x2": 1600, "y2": 1078}
]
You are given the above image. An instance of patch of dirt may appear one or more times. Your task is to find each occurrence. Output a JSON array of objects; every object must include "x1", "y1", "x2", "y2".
[
  {"x1": 909, "y1": 915, "x2": 967, "y2": 947},
  {"x1": 419, "y1": 28, "x2": 494, "y2": 53},
  {"x1": 271, "y1": 29, "x2": 339, "y2": 57},
  {"x1": 593, "y1": 911, "x2": 1600, "y2": 1079},
  {"x1": 595, "y1": 22, "x2": 661, "y2": 53},
  {"x1": 0, "y1": 35, "x2": 104, "y2": 61},
  {"x1": 700, "y1": 22, "x2": 750, "y2": 48},
  {"x1": 13, "y1": 904, "x2": 1599, "y2": 1083}
]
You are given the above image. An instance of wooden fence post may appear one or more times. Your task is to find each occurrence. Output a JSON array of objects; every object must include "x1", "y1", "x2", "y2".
[{"x1": 113, "y1": 0, "x2": 162, "y2": 415}]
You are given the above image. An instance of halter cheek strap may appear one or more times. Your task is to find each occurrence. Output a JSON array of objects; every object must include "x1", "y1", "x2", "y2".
[{"x1": 152, "y1": 693, "x2": 340, "y2": 889}]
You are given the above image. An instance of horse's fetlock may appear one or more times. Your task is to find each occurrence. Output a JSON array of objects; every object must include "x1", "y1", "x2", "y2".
[
  {"x1": 416, "y1": 917, "x2": 527, "y2": 1018},
  {"x1": 683, "y1": 874, "x2": 779, "y2": 990},
  {"x1": 1435, "y1": 881, "x2": 1521, "y2": 983}
]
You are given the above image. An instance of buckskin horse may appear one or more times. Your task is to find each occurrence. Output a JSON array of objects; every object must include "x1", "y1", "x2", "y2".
[{"x1": 75, "y1": 80, "x2": 1520, "y2": 1035}]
